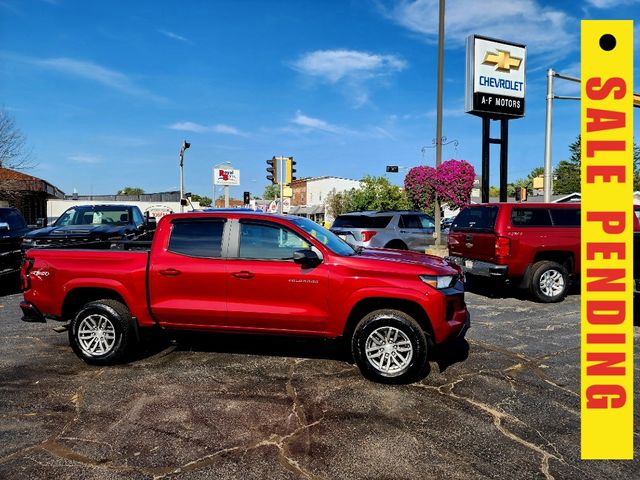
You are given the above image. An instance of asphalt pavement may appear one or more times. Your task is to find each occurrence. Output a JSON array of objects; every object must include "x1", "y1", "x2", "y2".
[{"x1": 0, "y1": 284, "x2": 639, "y2": 479}]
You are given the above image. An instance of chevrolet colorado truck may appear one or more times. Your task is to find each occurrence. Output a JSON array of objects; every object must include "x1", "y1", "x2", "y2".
[{"x1": 20, "y1": 211, "x2": 469, "y2": 384}]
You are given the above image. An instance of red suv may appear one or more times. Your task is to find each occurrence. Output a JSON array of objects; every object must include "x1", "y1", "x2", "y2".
[{"x1": 446, "y1": 203, "x2": 580, "y2": 302}]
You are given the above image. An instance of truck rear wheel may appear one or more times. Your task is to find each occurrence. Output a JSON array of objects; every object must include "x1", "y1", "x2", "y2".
[
  {"x1": 529, "y1": 261, "x2": 569, "y2": 303},
  {"x1": 69, "y1": 299, "x2": 135, "y2": 365},
  {"x1": 351, "y1": 309, "x2": 429, "y2": 384}
]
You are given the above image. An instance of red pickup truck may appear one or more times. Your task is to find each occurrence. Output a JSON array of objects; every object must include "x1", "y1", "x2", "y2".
[{"x1": 20, "y1": 212, "x2": 469, "y2": 383}]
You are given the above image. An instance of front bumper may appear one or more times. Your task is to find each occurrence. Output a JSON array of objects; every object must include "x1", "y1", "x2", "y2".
[
  {"x1": 445, "y1": 255, "x2": 508, "y2": 279},
  {"x1": 20, "y1": 301, "x2": 46, "y2": 323}
]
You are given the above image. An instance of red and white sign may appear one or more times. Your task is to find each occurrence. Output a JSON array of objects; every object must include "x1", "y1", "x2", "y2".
[
  {"x1": 144, "y1": 204, "x2": 173, "y2": 219},
  {"x1": 214, "y1": 168, "x2": 240, "y2": 186}
]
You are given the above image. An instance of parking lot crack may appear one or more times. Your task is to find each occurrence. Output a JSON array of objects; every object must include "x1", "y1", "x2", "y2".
[{"x1": 414, "y1": 377, "x2": 560, "y2": 480}]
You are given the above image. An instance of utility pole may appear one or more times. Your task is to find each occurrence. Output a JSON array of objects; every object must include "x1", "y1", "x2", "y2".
[
  {"x1": 179, "y1": 140, "x2": 190, "y2": 213},
  {"x1": 434, "y1": 0, "x2": 445, "y2": 246}
]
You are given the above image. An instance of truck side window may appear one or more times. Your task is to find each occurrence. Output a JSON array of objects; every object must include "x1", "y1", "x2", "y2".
[
  {"x1": 550, "y1": 208, "x2": 580, "y2": 226},
  {"x1": 168, "y1": 221, "x2": 225, "y2": 258},
  {"x1": 510, "y1": 208, "x2": 552, "y2": 227},
  {"x1": 132, "y1": 208, "x2": 145, "y2": 227},
  {"x1": 239, "y1": 222, "x2": 311, "y2": 260}
]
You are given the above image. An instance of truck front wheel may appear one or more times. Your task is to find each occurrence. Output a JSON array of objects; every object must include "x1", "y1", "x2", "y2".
[
  {"x1": 351, "y1": 309, "x2": 430, "y2": 384},
  {"x1": 69, "y1": 299, "x2": 135, "y2": 365}
]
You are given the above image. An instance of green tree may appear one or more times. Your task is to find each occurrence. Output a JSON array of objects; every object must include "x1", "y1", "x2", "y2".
[
  {"x1": 326, "y1": 188, "x2": 356, "y2": 218},
  {"x1": 190, "y1": 194, "x2": 212, "y2": 207},
  {"x1": 119, "y1": 186, "x2": 145, "y2": 195},
  {"x1": 350, "y1": 175, "x2": 410, "y2": 212},
  {"x1": 263, "y1": 184, "x2": 279, "y2": 200},
  {"x1": 553, "y1": 136, "x2": 581, "y2": 195}
]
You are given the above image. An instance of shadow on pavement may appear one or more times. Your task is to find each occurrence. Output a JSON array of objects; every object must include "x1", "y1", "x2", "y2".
[
  {"x1": 136, "y1": 330, "x2": 471, "y2": 374},
  {"x1": 464, "y1": 274, "x2": 580, "y2": 302},
  {"x1": 0, "y1": 272, "x2": 21, "y2": 298}
]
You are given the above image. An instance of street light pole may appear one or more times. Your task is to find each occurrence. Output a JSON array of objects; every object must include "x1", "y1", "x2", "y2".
[
  {"x1": 434, "y1": 0, "x2": 446, "y2": 247},
  {"x1": 179, "y1": 140, "x2": 190, "y2": 213}
]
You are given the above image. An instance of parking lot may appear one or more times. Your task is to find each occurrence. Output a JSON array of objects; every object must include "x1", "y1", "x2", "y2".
[{"x1": 1, "y1": 285, "x2": 639, "y2": 480}]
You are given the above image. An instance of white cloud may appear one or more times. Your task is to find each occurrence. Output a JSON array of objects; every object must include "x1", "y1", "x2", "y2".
[
  {"x1": 168, "y1": 121, "x2": 246, "y2": 136},
  {"x1": 159, "y1": 29, "x2": 192, "y2": 43},
  {"x1": 31, "y1": 57, "x2": 166, "y2": 102},
  {"x1": 383, "y1": 0, "x2": 574, "y2": 55},
  {"x1": 585, "y1": 0, "x2": 640, "y2": 7},
  {"x1": 68, "y1": 154, "x2": 102, "y2": 164},
  {"x1": 291, "y1": 111, "x2": 348, "y2": 134},
  {"x1": 292, "y1": 49, "x2": 407, "y2": 83}
]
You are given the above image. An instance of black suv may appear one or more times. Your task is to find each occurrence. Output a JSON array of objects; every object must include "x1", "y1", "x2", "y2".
[{"x1": 0, "y1": 207, "x2": 31, "y2": 277}]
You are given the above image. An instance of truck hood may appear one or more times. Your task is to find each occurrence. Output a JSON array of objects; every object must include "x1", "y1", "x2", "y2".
[
  {"x1": 25, "y1": 225, "x2": 129, "y2": 239},
  {"x1": 355, "y1": 247, "x2": 459, "y2": 275}
]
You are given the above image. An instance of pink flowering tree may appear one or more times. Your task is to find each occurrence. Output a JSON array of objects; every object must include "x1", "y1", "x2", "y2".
[
  {"x1": 404, "y1": 165, "x2": 438, "y2": 211},
  {"x1": 435, "y1": 159, "x2": 476, "y2": 209},
  {"x1": 404, "y1": 159, "x2": 475, "y2": 211}
]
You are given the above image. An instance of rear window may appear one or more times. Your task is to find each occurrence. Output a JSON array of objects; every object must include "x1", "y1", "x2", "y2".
[
  {"x1": 332, "y1": 215, "x2": 392, "y2": 229},
  {"x1": 451, "y1": 207, "x2": 498, "y2": 232},
  {"x1": 510, "y1": 208, "x2": 552, "y2": 227},
  {"x1": 550, "y1": 208, "x2": 580, "y2": 227},
  {"x1": 168, "y1": 220, "x2": 225, "y2": 258}
]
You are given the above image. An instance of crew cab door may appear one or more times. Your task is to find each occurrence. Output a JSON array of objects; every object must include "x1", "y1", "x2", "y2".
[
  {"x1": 148, "y1": 218, "x2": 228, "y2": 327},
  {"x1": 225, "y1": 219, "x2": 330, "y2": 334}
]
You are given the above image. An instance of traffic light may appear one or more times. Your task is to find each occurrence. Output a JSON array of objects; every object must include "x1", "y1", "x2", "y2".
[
  {"x1": 515, "y1": 187, "x2": 527, "y2": 202},
  {"x1": 386, "y1": 165, "x2": 399, "y2": 173},
  {"x1": 243, "y1": 191, "x2": 250, "y2": 205},
  {"x1": 285, "y1": 157, "x2": 297, "y2": 184},
  {"x1": 266, "y1": 157, "x2": 278, "y2": 184}
]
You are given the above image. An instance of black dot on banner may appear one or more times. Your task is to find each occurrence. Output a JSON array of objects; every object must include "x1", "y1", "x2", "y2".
[{"x1": 599, "y1": 34, "x2": 616, "y2": 51}]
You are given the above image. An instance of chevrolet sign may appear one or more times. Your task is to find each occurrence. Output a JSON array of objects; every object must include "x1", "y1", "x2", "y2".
[{"x1": 465, "y1": 35, "x2": 527, "y2": 118}]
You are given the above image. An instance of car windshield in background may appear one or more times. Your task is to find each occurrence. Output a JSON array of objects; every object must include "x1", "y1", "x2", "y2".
[
  {"x1": 290, "y1": 217, "x2": 356, "y2": 256},
  {"x1": 452, "y1": 206, "x2": 499, "y2": 232},
  {"x1": 332, "y1": 215, "x2": 393, "y2": 229},
  {"x1": 54, "y1": 206, "x2": 131, "y2": 227}
]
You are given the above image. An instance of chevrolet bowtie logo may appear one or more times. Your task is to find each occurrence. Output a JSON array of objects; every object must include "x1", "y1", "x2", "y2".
[{"x1": 482, "y1": 50, "x2": 522, "y2": 72}]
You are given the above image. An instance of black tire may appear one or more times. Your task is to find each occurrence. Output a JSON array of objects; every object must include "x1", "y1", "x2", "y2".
[
  {"x1": 351, "y1": 309, "x2": 430, "y2": 384},
  {"x1": 69, "y1": 299, "x2": 136, "y2": 365},
  {"x1": 529, "y1": 261, "x2": 569, "y2": 303},
  {"x1": 384, "y1": 241, "x2": 408, "y2": 250}
]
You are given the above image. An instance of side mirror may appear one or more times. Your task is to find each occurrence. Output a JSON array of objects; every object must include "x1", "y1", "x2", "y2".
[
  {"x1": 292, "y1": 249, "x2": 321, "y2": 267},
  {"x1": 145, "y1": 216, "x2": 157, "y2": 229},
  {"x1": 0, "y1": 222, "x2": 9, "y2": 231},
  {"x1": 36, "y1": 218, "x2": 46, "y2": 228}
]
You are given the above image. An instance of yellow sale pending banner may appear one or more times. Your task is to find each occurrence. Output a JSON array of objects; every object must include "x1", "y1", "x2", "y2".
[{"x1": 581, "y1": 20, "x2": 634, "y2": 459}]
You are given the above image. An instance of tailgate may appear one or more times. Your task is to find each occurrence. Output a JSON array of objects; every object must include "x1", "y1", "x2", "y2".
[
  {"x1": 447, "y1": 205, "x2": 500, "y2": 262},
  {"x1": 448, "y1": 231, "x2": 497, "y2": 262}
]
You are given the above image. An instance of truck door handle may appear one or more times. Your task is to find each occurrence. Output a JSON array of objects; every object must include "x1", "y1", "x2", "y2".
[
  {"x1": 159, "y1": 268, "x2": 181, "y2": 276},
  {"x1": 232, "y1": 271, "x2": 255, "y2": 279}
]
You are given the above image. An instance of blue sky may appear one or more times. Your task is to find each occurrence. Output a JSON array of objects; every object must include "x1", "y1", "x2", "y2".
[{"x1": 1, "y1": 0, "x2": 639, "y2": 199}]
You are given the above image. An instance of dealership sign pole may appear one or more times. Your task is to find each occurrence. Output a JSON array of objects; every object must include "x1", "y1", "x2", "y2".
[{"x1": 465, "y1": 35, "x2": 526, "y2": 202}]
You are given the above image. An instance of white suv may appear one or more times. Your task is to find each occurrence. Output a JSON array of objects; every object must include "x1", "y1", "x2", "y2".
[{"x1": 330, "y1": 211, "x2": 438, "y2": 251}]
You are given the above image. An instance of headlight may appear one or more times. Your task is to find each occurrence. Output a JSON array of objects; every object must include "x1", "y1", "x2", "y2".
[
  {"x1": 419, "y1": 274, "x2": 455, "y2": 290},
  {"x1": 22, "y1": 238, "x2": 34, "y2": 246}
]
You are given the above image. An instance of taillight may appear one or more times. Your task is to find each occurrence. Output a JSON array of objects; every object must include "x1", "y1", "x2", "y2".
[
  {"x1": 21, "y1": 257, "x2": 34, "y2": 291},
  {"x1": 495, "y1": 236, "x2": 511, "y2": 257},
  {"x1": 361, "y1": 230, "x2": 377, "y2": 242}
]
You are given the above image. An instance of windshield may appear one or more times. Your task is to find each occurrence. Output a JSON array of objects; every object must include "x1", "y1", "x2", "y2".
[
  {"x1": 290, "y1": 217, "x2": 356, "y2": 256},
  {"x1": 54, "y1": 206, "x2": 131, "y2": 227}
]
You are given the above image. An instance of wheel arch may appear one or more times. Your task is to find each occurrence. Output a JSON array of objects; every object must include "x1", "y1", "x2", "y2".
[{"x1": 343, "y1": 297, "x2": 434, "y2": 344}]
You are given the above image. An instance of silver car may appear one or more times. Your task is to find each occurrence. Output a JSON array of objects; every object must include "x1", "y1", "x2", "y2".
[{"x1": 330, "y1": 211, "x2": 439, "y2": 251}]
